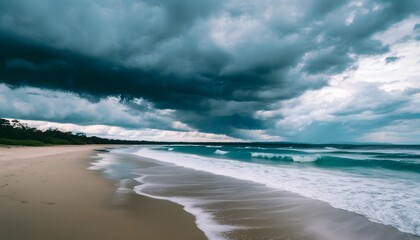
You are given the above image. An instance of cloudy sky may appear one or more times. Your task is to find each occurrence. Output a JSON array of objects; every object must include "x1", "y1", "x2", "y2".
[{"x1": 0, "y1": 0, "x2": 419, "y2": 143}]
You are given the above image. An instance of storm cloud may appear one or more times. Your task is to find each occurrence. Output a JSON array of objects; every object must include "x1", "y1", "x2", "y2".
[{"x1": 1, "y1": 0, "x2": 419, "y2": 142}]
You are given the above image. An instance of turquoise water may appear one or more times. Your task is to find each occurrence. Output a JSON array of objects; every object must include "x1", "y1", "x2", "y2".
[
  {"x1": 156, "y1": 144, "x2": 420, "y2": 173},
  {"x1": 90, "y1": 143, "x2": 420, "y2": 239},
  {"x1": 143, "y1": 144, "x2": 420, "y2": 236}
]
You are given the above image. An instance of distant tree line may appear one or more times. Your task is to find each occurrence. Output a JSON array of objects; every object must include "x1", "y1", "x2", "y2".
[{"x1": 0, "y1": 118, "x2": 147, "y2": 146}]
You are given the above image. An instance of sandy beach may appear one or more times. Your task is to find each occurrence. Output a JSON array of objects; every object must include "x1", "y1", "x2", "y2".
[{"x1": 0, "y1": 145, "x2": 206, "y2": 240}]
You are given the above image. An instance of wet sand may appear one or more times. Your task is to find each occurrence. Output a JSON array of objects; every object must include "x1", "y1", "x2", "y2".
[
  {"x1": 123, "y1": 148, "x2": 420, "y2": 240},
  {"x1": 0, "y1": 145, "x2": 206, "y2": 240}
]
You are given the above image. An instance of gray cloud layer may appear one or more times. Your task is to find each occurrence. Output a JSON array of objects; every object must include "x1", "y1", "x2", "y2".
[{"x1": 0, "y1": 0, "x2": 419, "y2": 140}]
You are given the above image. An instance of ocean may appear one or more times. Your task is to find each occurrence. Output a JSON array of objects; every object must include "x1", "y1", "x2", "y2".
[{"x1": 89, "y1": 143, "x2": 420, "y2": 240}]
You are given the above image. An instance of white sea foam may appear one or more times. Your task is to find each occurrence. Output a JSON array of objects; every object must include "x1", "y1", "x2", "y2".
[
  {"x1": 134, "y1": 176, "x2": 237, "y2": 240},
  {"x1": 88, "y1": 153, "x2": 114, "y2": 173},
  {"x1": 251, "y1": 152, "x2": 321, "y2": 162},
  {"x1": 167, "y1": 147, "x2": 174, "y2": 151},
  {"x1": 134, "y1": 148, "x2": 420, "y2": 236},
  {"x1": 251, "y1": 152, "x2": 283, "y2": 159},
  {"x1": 291, "y1": 154, "x2": 321, "y2": 162},
  {"x1": 324, "y1": 147, "x2": 338, "y2": 150},
  {"x1": 215, "y1": 150, "x2": 229, "y2": 155},
  {"x1": 116, "y1": 179, "x2": 132, "y2": 194},
  {"x1": 295, "y1": 147, "x2": 339, "y2": 153}
]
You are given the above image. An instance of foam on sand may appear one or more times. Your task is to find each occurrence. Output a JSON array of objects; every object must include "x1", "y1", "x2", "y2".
[
  {"x1": 134, "y1": 176, "x2": 238, "y2": 240},
  {"x1": 134, "y1": 148, "x2": 420, "y2": 236}
]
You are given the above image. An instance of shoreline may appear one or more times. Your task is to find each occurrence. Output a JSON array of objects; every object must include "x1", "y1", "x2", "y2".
[
  {"x1": 2, "y1": 145, "x2": 418, "y2": 240},
  {"x1": 126, "y1": 146, "x2": 420, "y2": 240},
  {"x1": 0, "y1": 145, "x2": 206, "y2": 240}
]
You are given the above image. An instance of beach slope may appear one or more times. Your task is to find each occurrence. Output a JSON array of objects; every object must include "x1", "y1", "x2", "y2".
[{"x1": 0, "y1": 145, "x2": 206, "y2": 240}]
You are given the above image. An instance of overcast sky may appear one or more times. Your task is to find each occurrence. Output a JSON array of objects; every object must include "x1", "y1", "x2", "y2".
[{"x1": 0, "y1": 0, "x2": 419, "y2": 143}]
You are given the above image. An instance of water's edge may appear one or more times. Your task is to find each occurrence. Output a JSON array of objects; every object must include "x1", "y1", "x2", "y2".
[{"x1": 89, "y1": 145, "x2": 420, "y2": 240}]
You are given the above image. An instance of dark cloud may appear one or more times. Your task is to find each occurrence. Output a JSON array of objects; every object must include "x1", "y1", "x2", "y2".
[
  {"x1": 0, "y1": 83, "x2": 180, "y2": 131},
  {"x1": 0, "y1": 30, "x2": 274, "y2": 136},
  {"x1": 414, "y1": 23, "x2": 420, "y2": 41},
  {"x1": 1, "y1": 0, "x2": 419, "y2": 139},
  {"x1": 385, "y1": 56, "x2": 401, "y2": 64},
  {"x1": 303, "y1": 47, "x2": 354, "y2": 74},
  {"x1": 289, "y1": 111, "x2": 420, "y2": 143}
]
